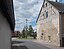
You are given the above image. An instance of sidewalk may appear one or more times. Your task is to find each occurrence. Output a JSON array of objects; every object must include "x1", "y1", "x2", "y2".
[{"x1": 33, "y1": 40, "x2": 64, "y2": 49}]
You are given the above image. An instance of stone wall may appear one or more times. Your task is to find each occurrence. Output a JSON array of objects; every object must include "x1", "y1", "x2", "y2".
[
  {"x1": 37, "y1": 1, "x2": 60, "y2": 46},
  {"x1": 41, "y1": 17, "x2": 60, "y2": 46}
]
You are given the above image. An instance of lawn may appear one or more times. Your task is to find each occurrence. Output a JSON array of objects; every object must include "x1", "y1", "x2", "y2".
[{"x1": 17, "y1": 37, "x2": 34, "y2": 40}]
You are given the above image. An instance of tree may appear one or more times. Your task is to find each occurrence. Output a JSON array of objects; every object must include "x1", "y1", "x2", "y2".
[
  {"x1": 33, "y1": 32, "x2": 37, "y2": 39},
  {"x1": 25, "y1": 26, "x2": 28, "y2": 38},
  {"x1": 28, "y1": 25, "x2": 34, "y2": 36},
  {"x1": 22, "y1": 29, "x2": 25, "y2": 38},
  {"x1": 17, "y1": 31, "x2": 21, "y2": 38},
  {"x1": 22, "y1": 26, "x2": 28, "y2": 38}
]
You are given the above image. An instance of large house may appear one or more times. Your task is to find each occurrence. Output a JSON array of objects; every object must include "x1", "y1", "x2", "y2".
[
  {"x1": 0, "y1": 0, "x2": 15, "y2": 49},
  {"x1": 36, "y1": 0, "x2": 64, "y2": 47}
]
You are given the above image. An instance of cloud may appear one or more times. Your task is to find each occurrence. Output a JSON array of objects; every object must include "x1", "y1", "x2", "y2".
[
  {"x1": 59, "y1": 0, "x2": 64, "y2": 3},
  {"x1": 13, "y1": 0, "x2": 43, "y2": 31},
  {"x1": 17, "y1": 0, "x2": 28, "y2": 3}
]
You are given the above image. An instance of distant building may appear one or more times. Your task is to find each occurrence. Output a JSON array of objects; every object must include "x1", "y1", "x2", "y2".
[
  {"x1": 0, "y1": 0, "x2": 15, "y2": 49},
  {"x1": 36, "y1": 0, "x2": 64, "y2": 47},
  {"x1": 12, "y1": 31, "x2": 20, "y2": 37}
]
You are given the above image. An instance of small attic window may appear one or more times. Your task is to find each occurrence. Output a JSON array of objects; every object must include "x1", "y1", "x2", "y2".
[{"x1": 46, "y1": 3, "x2": 47, "y2": 7}]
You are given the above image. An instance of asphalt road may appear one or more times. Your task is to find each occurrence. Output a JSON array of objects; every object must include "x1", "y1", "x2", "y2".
[
  {"x1": 12, "y1": 40, "x2": 51, "y2": 49},
  {"x1": 12, "y1": 38, "x2": 64, "y2": 49}
]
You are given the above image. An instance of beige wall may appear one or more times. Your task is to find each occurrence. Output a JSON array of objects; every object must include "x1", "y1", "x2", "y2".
[
  {"x1": 0, "y1": 12, "x2": 11, "y2": 49},
  {"x1": 37, "y1": 1, "x2": 60, "y2": 46}
]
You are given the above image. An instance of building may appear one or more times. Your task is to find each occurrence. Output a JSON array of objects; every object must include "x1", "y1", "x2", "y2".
[
  {"x1": 0, "y1": 0, "x2": 15, "y2": 49},
  {"x1": 36, "y1": 0, "x2": 64, "y2": 47},
  {"x1": 12, "y1": 31, "x2": 20, "y2": 37}
]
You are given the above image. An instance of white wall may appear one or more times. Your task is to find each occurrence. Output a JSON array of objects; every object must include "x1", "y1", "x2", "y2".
[{"x1": 0, "y1": 12, "x2": 11, "y2": 49}]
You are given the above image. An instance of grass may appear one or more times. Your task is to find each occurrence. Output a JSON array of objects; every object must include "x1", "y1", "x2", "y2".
[{"x1": 17, "y1": 37, "x2": 34, "y2": 40}]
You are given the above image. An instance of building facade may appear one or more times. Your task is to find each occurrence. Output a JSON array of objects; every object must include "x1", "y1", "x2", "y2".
[
  {"x1": 37, "y1": 0, "x2": 64, "y2": 47},
  {"x1": 0, "y1": 0, "x2": 15, "y2": 49}
]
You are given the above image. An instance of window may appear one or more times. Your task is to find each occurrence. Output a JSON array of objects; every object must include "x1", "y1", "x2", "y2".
[
  {"x1": 46, "y1": 11, "x2": 48, "y2": 18},
  {"x1": 41, "y1": 33, "x2": 43, "y2": 39},
  {"x1": 51, "y1": 6, "x2": 52, "y2": 8},
  {"x1": 41, "y1": 33, "x2": 43, "y2": 35},
  {"x1": 43, "y1": 14, "x2": 44, "y2": 16},
  {"x1": 48, "y1": 36, "x2": 51, "y2": 40},
  {"x1": 46, "y1": 3, "x2": 47, "y2": 7}
]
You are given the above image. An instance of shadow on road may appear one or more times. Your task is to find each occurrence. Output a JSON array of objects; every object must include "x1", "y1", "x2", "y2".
[
  {"x1": 12, "y1": 41, "x2": 25, "y2": 44},
  {"x1": 11, "y1": 41, "x2": 28, "y2": 49},
  {"x1": 11, "y1": 46, "x2": 28, "y2": 49}
]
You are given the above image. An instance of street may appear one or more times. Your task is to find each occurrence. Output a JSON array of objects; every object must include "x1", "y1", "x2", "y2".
[{"x1": 12, "y1": 38, "x2": 64, "y2": 49}]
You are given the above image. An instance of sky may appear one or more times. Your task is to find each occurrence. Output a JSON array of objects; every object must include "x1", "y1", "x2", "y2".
[
  {"x1": 59, "y1": 0, "x2": 64, "y2": 3},
  {"x1": 13, "y1": 0, "x2": 64, "y2": 31},
  {"x1": 13, "y1": 0, "x2": 43, "y2": 31}
]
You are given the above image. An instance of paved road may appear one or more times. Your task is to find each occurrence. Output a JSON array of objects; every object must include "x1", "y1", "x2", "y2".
[
  {"x1": 12, "y1": 39, "x2": 64, "y2": 49},
  {"x1": 12, "y1": 40, "x2": 50, "y2": 49}
]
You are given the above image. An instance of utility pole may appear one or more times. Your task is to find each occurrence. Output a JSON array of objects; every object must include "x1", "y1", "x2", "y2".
[
  {"x1": 25, "y1": 18, "x2": 28, "y2": 38},
  {"x1": 26, "y1": 19, "x2": 28, "y2": 27}
]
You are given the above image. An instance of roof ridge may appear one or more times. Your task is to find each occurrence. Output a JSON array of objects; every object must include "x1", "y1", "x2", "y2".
[
  {"x1": 48, "y1": 1, "x2": 64, "y2": 5},
  {"x1": 48, "y1": 1, "x2": 64, "y2": 12}
]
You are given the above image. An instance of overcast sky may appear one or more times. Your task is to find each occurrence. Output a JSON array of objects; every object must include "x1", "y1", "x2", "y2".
[
  {"x1": 13, "y1": 0, "x2": 64, "y2": 31},
  {"x1": 13, "y1": 0, "x2": 43, "y2": 31}
]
